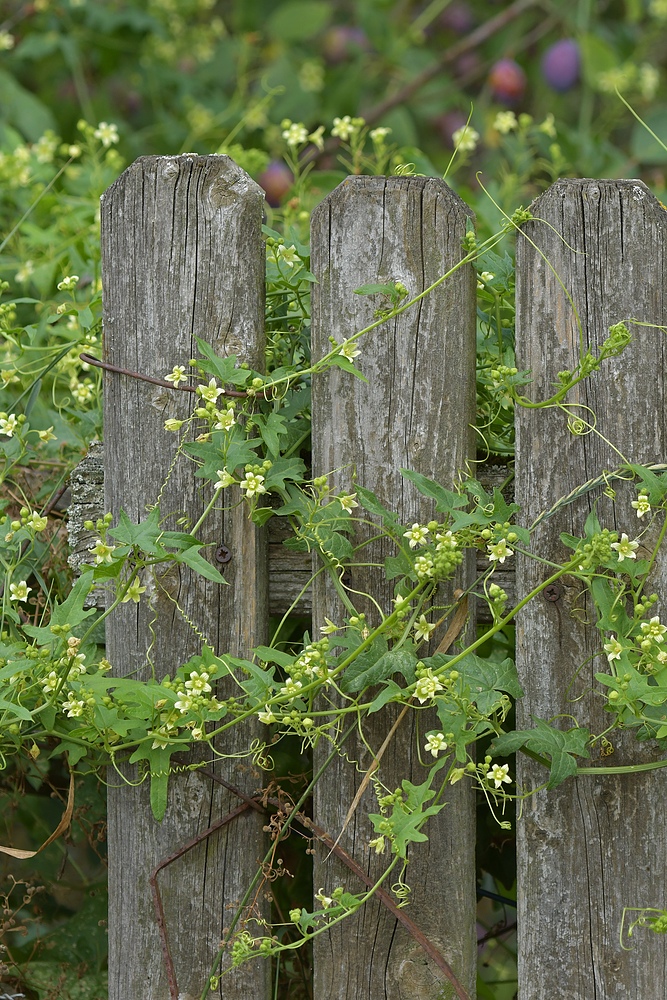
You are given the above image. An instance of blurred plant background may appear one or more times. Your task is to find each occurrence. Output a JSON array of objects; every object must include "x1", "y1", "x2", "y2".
[{"x1": 1, "y1": 0, "x2": 666, "y2": 996}]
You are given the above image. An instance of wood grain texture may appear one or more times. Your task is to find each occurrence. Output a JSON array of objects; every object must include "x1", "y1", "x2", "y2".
[
  {"x1": 310, "y1": 176, "x2": 478, "y2": 999},
  {"x1": 515, "y1": 179, "x2": 667, "y2": 998},
  {"x1": 102, "y1": 155, "x2": 270, "y2": 1000}
]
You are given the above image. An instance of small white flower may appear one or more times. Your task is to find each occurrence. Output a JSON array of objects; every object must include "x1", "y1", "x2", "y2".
[
  {"x1": 315, "y1": 888, "x2": 333, "y2": 908},
  {"x1": 89, "y1": 540, "x2": 116, "y2": 564},
  {"x1": 611, "y1": 533, "x2": 639, "y2": 562},
  {"x1": 403, "y1": 523, "x2": 430, "y2": 549},
  {"x1": 370, "y1": 127, "x2": 392, "y2": 143},
  {"x1": 338, "y1": 493, "x2": 358, "y2": 513},
  {"x1": 640, "y1": 616, "x2": 667, "y2": 642},
  {"x1": 414, "y1": 554, "x2": 434, "y2": 580},
  {"x1": 487, "y1": 763, "x2": 512, "y2": 788},
  {"x1": 488, "y1": 539, "x2": 513, "y2": 564},
  {"x1": 174, "y1": 691, "x2": 194, "y2": 713},
  {"x1": 424, "y1": 732, "x2": 448, "y2": 758},
  {"x1": 198, "y1": 378, "x2": 224, "y2": 403},
  {"x1": 631, "y1": 494, "x2": 651, "y2": 518},
  {"x1": 414, "y1": 615, "x2": 436, "y2": 643},
  {"x1": 339, "y1": 339, "x2": 361, "y2": 360},
  {"x1": 213, "y1": 408, "x2": 235, "y2": 431},
  {"x1": 414, "y1": 669, "x2": 444, "y2": 704},
  {"x1": 9, "y1": 580, "x2": 31, "y2": 602},
  {"x1": 258, "y1": 706, "x2": 277, "y2": 724},
  {"x1": 331, "y1": 115, "x2": 364, "y2": 141},
  {"x1": 603, "y1": 636, "x2": 624, "y2": 662},
  {"x1": 57, "y1": 275, "x2": 79, "y2": 292},
  {"x1": 280, "y1": 678, "x2": 303, "y2": 699},
  {"x1": 276, "y1": 244, "x2": 300, "y2": 268},
  {"x1": 281, "y1": 120, "x2": 308, "y2": 147},
  {"x1": 0, "y1": 413, "x2": 19, "y2": 437},
  {"x1": 62, "y1": 693, "x2": 85, "y2": 718},
  {"x1": 93, "y1": 121, "x2": 119, "y2": 147},
  {"x1": 240, "y1": 472, "x2": 266, "y2": 499},
  {"x1": 165, "y1": 365, "x2": 188, "y2": 386},
  {"x1": 452, "y1": 125, "x2": 479, "y2": 152},
  {"x1": 493, "y1": 111, "x2": 518, "y2": 134},
  {"x1": 214, "y1": 468, "x2": 236, "y2": 489},
  {"x1": 319, "y1": 617, "x2": 339, "y2": 635},
  {"x1": 185, "y1": 670, "x2": 212, "y2": 694}
]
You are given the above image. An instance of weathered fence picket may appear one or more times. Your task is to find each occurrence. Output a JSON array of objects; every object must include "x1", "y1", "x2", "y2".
[
  {"x1": 95, "y1": 158, "x2": 667, "y2": 1000},
  {"x1": 515, "y1": 179, "x2": 667, "y2": 998},
  {"x1": 102, "y1": 155, "x2": 270, "y2": 1000},
  {"x1": 310, "y1": 176, "x2": 478, "y2": 999}
]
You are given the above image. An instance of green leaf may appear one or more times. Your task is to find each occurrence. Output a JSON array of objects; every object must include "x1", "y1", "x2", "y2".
[
  {"x1": 254, "y1": 646, "x2": 295, "y2": 668},
  {"x1": 355, "y1": 485, "x2": 399, "y2": 525},
  {"x1": 354, "y1": 282, "x2": 400, "y2": 297},
  {"x1": 490, "y1": 718, "x2": 590, "y2": 788},
  {"x1": 368, "y1": 680, "x2": 405, "y2": 713},
  {"x1": 328, "y1": 354, "x2": 368, "y2": 382},
  {"x1": 628, "y1": 463, "x2": 667, "y2": 504},
  {"x1": 109, "y1": 506, "x2": 163, "y2": 553},
  {"x1": 400, "y1": 469, "x2": 468, "y2": 514},
  {"x1": 23, "y1": 573, "x2": 96, "y2": 644},
  {"x1": 172, "y1": 545, "x2": 227, "y2": 584}
]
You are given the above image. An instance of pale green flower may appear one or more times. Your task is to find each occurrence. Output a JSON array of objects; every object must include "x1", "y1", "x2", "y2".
[
  {"x1": 338, "y1": 493, "x2": 358, "y2": 513},
  {"x1": 603, "y1": 636, "x2": 624, "y2": 662},
  {"x1": 165, "y1": 365, "x2": 188, "y2": 386},
  {"x1": 538, "y1": 113, "x2": 557, "y2": 138},
  {"x1": 37, "y1": 426, "x2": 56, "y2": 442},
  {"x1": 315, "y1": 888, "x2": 333, "y2": 908},
  {"x1": 0, "y1": 413, "x2": 18, "y2": 437},
  {"x1": 414, "y1": 615, "x2": 436, "y2": 643},
  {"x1": 339, "y1": 339, "x2": 361, "y2": 360},
  {"x1": 403, "y1": 523, "x2": 430, "y2": 549},
  {"x1": 0, "y1": 31, "x2": 15, "y2": 50},
  {"x1": 631, "y1": 494, "x2": 651, "y2": 518},
  {"x1": 164, "y1": 418, "x2": 184, "y2": 431},
  {"x1": 424, "y1": 732, "x2": 448, "y2": 758},
  {"x1": 62, "y1": 693, "x2": 85, "y2": 718},
  {"x1": 493, "y1": 111, "x2": 518, "y2": 134},
  {"x1": 331, "y1": 115, "x2": 364, "y2": 141},
  {"x1": 174, "y1": 691, "x2": 194, "y2": 713},
  {"x1": 611, "y1": 533, "x2": 639, "y2": 562},
  {"x1": 214, "y1": 469, "x2": 236, "y2": 489},
  {"x1": 488, "y1": 538, "x2": 513, "y2": 563},
  {"x1": 94, "y1": 121, "x2": 119, "y2": 147},
  {"x1": 121, "y1": 579, "x2": 147, "y2": 604},
  {"x1": 319, "y1": 617, "x2": 339, "y2": 635},
  {"x1": 57, "y1": 274, "x2": 79, "y2": 291},
  {"x1": 9, "y1": 580, "x2": 31, "y2": 602},
  {"x1": 640, "y1": 616, "x2": 667, "y2": 642},
  {"x1": 370, "y1": 127, "x2": 392, "y2": 143},
  {"x1": 258, "y1": 706, "x2": 277, "y2": 724},
  {"x1": 240, "y1": 472, "x2": 266, "y2": 499},
  {"x1": 414, "y1": 669, "x2": 444, "y2": 704},
  {"x1": 89, "y1": 540, "x2": 116, "y2": 564},
  {"x1": 281, "y1": 120, "x2": 308, "y2": 146},
  {"x1": 487, "y1": 763, "x2": 512, "y2": 788},
  {"x1": 276, "y1": 244, "x2": 300, "y2": 268},
  {"x1": 414, "y1": 554, "x2": 434, "y2": 580},
  {"x1": 213, "y1": 408, "x2": 235, "y2": 431},
  {"x1": 185, "y1": 670, "x2": 212, "y2": 693},
  {"x1": 452, "y1": 125, "x2": 479, "y2": 152},
  {"x1": 25, "y1": 511, "x2": 47, "y2": 532},
  {"x1": 197, "y1": 378, "x2": 224, "y2": 403}
]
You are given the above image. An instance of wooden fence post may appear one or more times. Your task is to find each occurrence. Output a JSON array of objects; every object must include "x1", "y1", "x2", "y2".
[
  {"x1": 101, "y1": 155, "x2": 270, "y2": 1000},
  {"x1": 515, "y1": 179, "x2": 667, "y2": 997},
  {"x1": 310, "y1": 176, "x2": 478, "y2": 999}
]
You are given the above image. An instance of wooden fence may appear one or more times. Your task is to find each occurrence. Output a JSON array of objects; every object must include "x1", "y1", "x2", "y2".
[{"x1": 94, "y1": 156, "x2": 667, "y2": 999}]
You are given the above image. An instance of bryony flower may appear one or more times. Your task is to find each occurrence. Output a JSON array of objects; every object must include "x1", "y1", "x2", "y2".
[
  {"x1": 25, "y1": 511, "x2": 47, "y2": 532},
  {"x1": 308, "y1": 125, "x2": 326, "y2": 149},
  {"x1": 185, "y1": 670, "x2": 212, "y2": 694},
  {"x1": 280, "y1": 678, "x2": 303, "y2": 699},
  {"x1": 487, "y1": 763, "x2": 512, "y2": 788},
  {"x1": 240, "y1": 472, "x2": 267, "y2": 498},
  {"x1": 213, "y1": 408, "x2": 235, "y2": 431},
  {"x1": 631, "y1": 494, "x2": 651, "y2": 518},
  {"x1": 57, "y1": 275, "x2": 79, "y2": 291},
  {"x1": 164, "y1": 418, "x2": 184, "y2": 432},
  {"x1": 276, "y1": 244, "x2": 300, "y2": 267},
  {"x1": 338, "y1": 493, "x2": 358, "y2": 512},
  {"x1": 9, "y1": 580, "x2": 31, "y2": 602},
  {"x1": 452, "y1": 125, "x2": 479, "y2": 152},
  {"x1": 315, "y1": 888, "x2": 333, "y2": 909},
  {"x1": 403, "y1": 523, "x2": 430, "y2": 549},
  {"x1": 214, "y1": 469, "x2": 236, "y2": 489},
  {"x1": 424, "y1": 732, "x2": 448, "y2": 758},
  {"x1": 121, "y1": 579, "x2": 147, "y2": 604},
  {"x1": 370, "y1": 126, "x2": 392, "y2": 143},
  {"x1": 414, "y1": 669, "x2": 444, "y2": 704},
  {"x1": 62, "y1": 693, "x2": 85, "y2": 718},
  {"x1": 165, "y1": 365, "x2": 188, "y2": 386},
  {"x1": 488, "y1": 539, "x2": 513, "y2": 563},
  {"x1": 174, "y1": 692, "x2": 194, "y2": 713},
  {"x1": 89, "y1": 540, "x2": 116, "y2": 564},
  {"x1": 319, "y1": 617, "x2": 339, "y2": 635},
  {"x1": 611, "y1": 533, "x2": 639, "y2": 562},
  {"x1": 37, "y1": 426, "x2": 56, "y2": 442},
  {"x1": 198, "y1": 378, "x2": 224, "y2": 403},
  {"x1": 493, "y1": 111, "x2": 518, "y2": 134},
  {"x1": 94, "y1": 121, "x2": 119, "y2": 147},
  {"x1": 0, "y1": 413, "x2": 18, "y2": 437},
  {"x1": 339, "y1": 339, "x2": 361, "y2": 360},
  {"x1": 414, "y1": 615, "x2": 436, "y2": 642},
  {"x1": 258, "y1": 706, "x2": 276, "y2": 724},
  {"x1": 603, "y1": 636, "x2": 624, "y2": 662},
  {"x1": 640, "y1": 616, "x2": 667, "y2": 642}
]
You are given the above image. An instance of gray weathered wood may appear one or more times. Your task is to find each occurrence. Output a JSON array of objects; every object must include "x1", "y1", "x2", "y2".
[
  {"x1": 68, "y1": 453, "x2": 513, "y2": 620},
  {"x1": 102, "y1": 155, "x2": 270, "y2": 1000},
  {"x1": 311, "y1": 176, "x2": 478, "y2": 999},
  {"x1": 515, "y1": 179, "x2": 667, "y2": 998}
]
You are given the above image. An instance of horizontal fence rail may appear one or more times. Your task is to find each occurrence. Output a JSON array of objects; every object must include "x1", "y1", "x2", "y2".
[{"x1": 92, "y1": 157, "x2": 667, "y2": 1000}]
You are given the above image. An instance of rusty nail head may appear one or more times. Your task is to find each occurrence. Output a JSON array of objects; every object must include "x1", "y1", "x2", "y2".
[
  {"x1": 215, "y1": 544, "x2": 232, "y2": 564},
  {"x1": 544, "y1": 583, "x2": 562, "y2": 602}
]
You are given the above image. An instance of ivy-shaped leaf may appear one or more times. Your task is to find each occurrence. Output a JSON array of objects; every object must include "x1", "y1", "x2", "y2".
[{"x1": 490, "y1": 718, "x2": 591, "y2": 788}]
